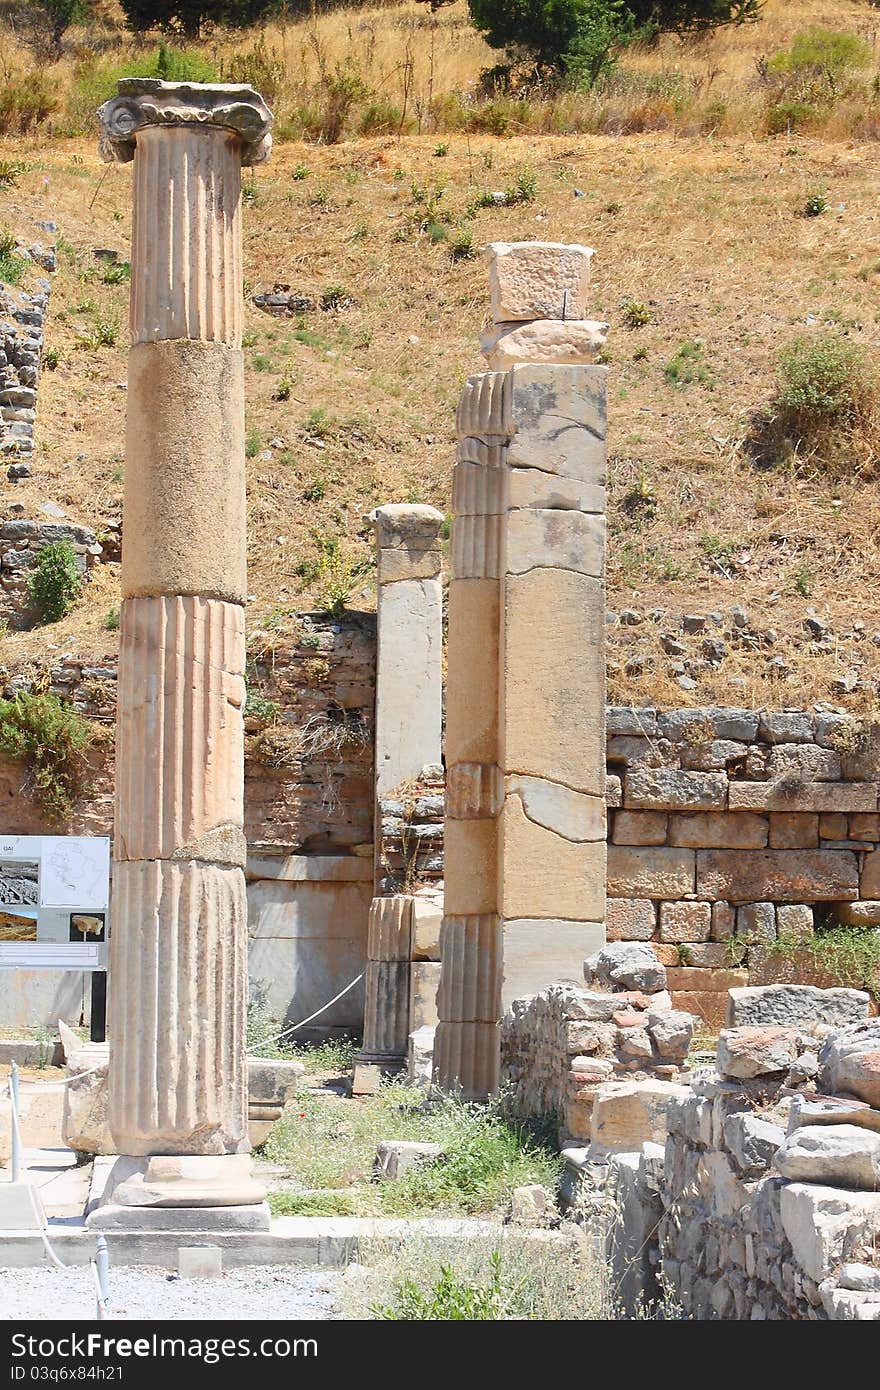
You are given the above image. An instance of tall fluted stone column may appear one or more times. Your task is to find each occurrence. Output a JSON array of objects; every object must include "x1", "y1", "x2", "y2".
[
  {"x1": 356, "y1": 505, "x2": 444, "y2": 1077},
  {"x1": 90, "y1": 80, "x2": 272, "y2": 1225},
  {"x1": 435, "y1": 242, "x2": 608, "y2": 1100}
]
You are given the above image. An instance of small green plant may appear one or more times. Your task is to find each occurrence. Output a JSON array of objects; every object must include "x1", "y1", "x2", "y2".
[
  {"x1": 303, "y1": 479, "x2": 326, "y2": 502},
  {"x1": 793, "y1": 563, "x2": 815, "y2": 597},
  {"x1": 26, "y1": 541, "x2": 82, "y2": 623},
  {"x1": 674, "y1": 943, "x2": 693, "y2": 965},
  {"x1": 376, "y1": 1254, "x2": 507, "y2": 1320},
  {"x1": 0, "y1": 160, "x2": 22, "y2": 189},
  {"x1": 726, "y1": 937, "x2": 749, "y2": 968},
  {"x1": 308, "y1": 186, "x2": 331, "y2": 210},
  {"x1": 0, "y1": 231, "x2": 27, "y2": 287},
  {"x1": 291, "y1": 162, "x2": 310, "y2": 180},
  {"x1": 245, "y1": 428, "x2": 263, "y2": 459},
  {"x1": 449, "y1": 227, "x2": 475, "y2": 263},
  {"x1": 244, "y1": 686, "x2": 280, "y2": 725},
  {"x1": 0, "y1": 693, "x2": 94, "y2": 821},
  {"x1": 100, "y1": 260, "x2": 131, "y2": 286},
  {"x1": 620, "y1": 472, "x2": 657, "y2": 522},
  {"x1": 663, "y1": 340, "x2": 714, "y2": 388},
  {"x1": 273, "y1": 375, "x2": 294, "y2": 402},
  {"x1": 802, "y1": 190, "x2": 828, "y2": 218},
  {"x1": 312, "y1": 535, "x2": 369, "y2": 615},
  {"x1": 434, "y1": 141, "x2": 449, "y2": 157},
  {"x1": 104, "y1": 607, "x2": 119, "y2": 631},
  {"x1": 303, "y1": 407, "x2": 331, "y2": 439},
  {"x1": 622, "y1": 300, "x2": 652, "y2": 328},
  {"x1": 320, "y1": 285, "x2": 350, "y2": 311},
  {"x1": 43, "y1": 347, "x2": 60, "y2": 370},
  {"x1": 776, "y1": 335, "x2": 867, "y2": 424},
  {"x1": 76, "y1": 317, "x2": 119, "y2": 350},
  {"x1": 770, "y1": 924, "x2": 880, "y2": 1001},
  {"x1": 505, "y1": 169, "x2": 538, "y2": 205}
]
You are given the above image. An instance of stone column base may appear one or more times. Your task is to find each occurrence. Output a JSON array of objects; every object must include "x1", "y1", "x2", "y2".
[{"x1": 85, "y1": 1153, "x2": 267, "y2": 1230}]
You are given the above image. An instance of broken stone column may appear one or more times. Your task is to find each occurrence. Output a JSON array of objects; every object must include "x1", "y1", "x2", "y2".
[
  {"x1": 356, "y1": 505, "x2": 444, "y2": 1078},
  {"x1": 91, "y1": 80, "x2": 273, "y2": 1227},
  {"x1": 434, "y1": 242, "x2": 608, "y2": 1099}
]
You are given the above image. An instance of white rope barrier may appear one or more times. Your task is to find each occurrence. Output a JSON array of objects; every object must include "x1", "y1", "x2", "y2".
[{"x1": 247, "y1": 971, "x2": 364, "y2": 1055}]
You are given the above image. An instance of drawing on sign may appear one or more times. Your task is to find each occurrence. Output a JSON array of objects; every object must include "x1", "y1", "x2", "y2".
[
  {"x1": 0, "y1": 858, "x2": 39, "y2": 905},
  {"x1": 41, "y1": 839, "x2": 108, "y2": 909}
]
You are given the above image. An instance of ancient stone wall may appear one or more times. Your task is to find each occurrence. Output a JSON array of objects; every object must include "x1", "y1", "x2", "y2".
[{"x1": 1, "y1": 249, "x2": 54, "y2": 482}]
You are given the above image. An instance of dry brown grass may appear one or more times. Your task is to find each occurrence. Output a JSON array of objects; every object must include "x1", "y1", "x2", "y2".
[{"x1": 1, "y1": 1, "x2": 880, "y2": 709}]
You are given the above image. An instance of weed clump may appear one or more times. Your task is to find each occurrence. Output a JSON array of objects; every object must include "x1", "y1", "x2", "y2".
[
  {"x1": 26, "y1": 541, "x2": 83, "y2": 624},
  {"x1": 761, "y1": 335, "x2": 880, "y2": 477},
  {"x1": 0, "y1": 693, "x2": 95, "y2": 821}
]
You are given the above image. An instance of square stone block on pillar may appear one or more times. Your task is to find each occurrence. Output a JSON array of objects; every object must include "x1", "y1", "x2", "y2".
[{"x1": 501, "y1": 919, "x2": 605, "y2": 1011}]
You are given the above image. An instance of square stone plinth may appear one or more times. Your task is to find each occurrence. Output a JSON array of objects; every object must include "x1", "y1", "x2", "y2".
[{"x1": 86, "y1": 1202, "x2": 271, "y2": 1233}]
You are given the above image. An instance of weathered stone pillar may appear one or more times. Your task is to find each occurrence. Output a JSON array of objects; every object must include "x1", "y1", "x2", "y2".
[
  {"x1": 356, "y1": 505, "x2": 443, "y2": 1078},
  {"x1": 435, "y1": 243, "x2": 608, "y2": 1099},
  {"x1": 91, "y1": 80, "x2": 272, "y2": 1225}
]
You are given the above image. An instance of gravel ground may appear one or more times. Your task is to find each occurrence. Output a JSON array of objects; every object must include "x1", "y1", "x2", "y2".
[{"x1": 0, "y1": 1265, "x2": 342, "y2": 1320}]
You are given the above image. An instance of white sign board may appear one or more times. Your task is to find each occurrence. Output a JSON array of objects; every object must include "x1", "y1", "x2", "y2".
[{"x1": 0, "y1": 835, "x2": 110, "y2": 971}]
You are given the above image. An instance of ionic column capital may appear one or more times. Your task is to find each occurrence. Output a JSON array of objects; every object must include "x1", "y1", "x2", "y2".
[{"x1": 98, "y1": 78, "x2": 273, "y2": 167}]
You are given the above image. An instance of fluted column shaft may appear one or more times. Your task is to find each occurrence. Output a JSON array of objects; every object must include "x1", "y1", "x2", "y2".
[{"x1": 98, "y1": 81, "x2": 271, "y2": 1170}]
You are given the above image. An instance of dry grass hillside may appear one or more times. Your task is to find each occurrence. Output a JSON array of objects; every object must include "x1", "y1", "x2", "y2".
[{"x1": 2, "y1": 0, "x2": 880, "y2": 712}]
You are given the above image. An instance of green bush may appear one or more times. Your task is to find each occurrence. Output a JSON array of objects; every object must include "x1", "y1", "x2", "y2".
[
  {"x1": 0, "y1": 75, "x2": 57, "y2": 136},
  {"x1": 0, "y1": 232, "x2": 27, "y2": 287},
  {"x1": 376, "y1": 1254, "x2": 507, "y2": 1320},
  {"x1": 768, "y1": 27, "x2": 871, "y2": 81},
  {"x1": 0, "y1": 694, "x2": 94, "y2": 821},
  {"x1": 26, "y1": 541, "x2": 83, "y2": 624},
  {"x1": 776, "y1": 335, "x2": 869, "y2": 426}
]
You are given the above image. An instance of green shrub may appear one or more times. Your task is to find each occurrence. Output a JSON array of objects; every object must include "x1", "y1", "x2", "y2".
[
  {"x1": 65, "y1": 46, "x2": 217, "y2": 134},
  {"x1": 768, "y1": 28, "x2": 871, "y2": 81},
  {"x1": 26, "y1": 541, "x2": 83, "y2": 623},
  {"x1": 776, "y1": 335, "x2": 871, "y2": 427},
  {"x1": 663, "y1": 340, "x2": 714, "y2": 388},
  {"x1": 0, "y1": 694, "x2": 94, "y2": 821},
  {"x1": 376, "y1": 1254, "x2": 507, "y2": 1320},
  {"x1": 0, "y1": 232, "x2": 27, "y2": 288},
  {"x1": 770, "y1": 924, "x2": 880, "y2": 1002},
  {"x1": 802, "y1": 190, "x2": 828, "y2": 217},
  {"x1": 0, "y1": 74, "x2": 57, "y2": 136}
]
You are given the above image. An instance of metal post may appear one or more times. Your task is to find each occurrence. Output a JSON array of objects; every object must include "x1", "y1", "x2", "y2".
[
  {"x1": 10, "y1": 1062, "x2": 20, "y2": 1183},
  {"x1": 96, "y1": 1235, "x2": 110, "y2": 1303}
]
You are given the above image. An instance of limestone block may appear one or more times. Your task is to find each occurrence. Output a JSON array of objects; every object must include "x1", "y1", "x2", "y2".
[
  {"x1": 375, "y1": 575, "x2": 442, "y2": 797},
  {"x1": 624, "y1": 769, "x2": 727, "y2": 812},
  {"x1": 696, "y1": 849, "x2": 859, "y2": 902},
  {"x1": 508, "y1": 467, "x2": 604, "y2": 515},
  {"x1": 589, "y1": 1078, "x2": 690, "y2": 1154},
  {"x1": 376, "y1": 547, "x2": 441, "y2": 582},
  {"x1": 108, "y1": 859, "x2": 249, "y2": 1156},
  {"x1": 443, "y1": 818, "x2": 497, "y2": 916},
  {"x1": 407, "y1": 1025, "x2": 435, "y2": 1087},
  {"x1": 375, "y1": 1139, "x2": 443, "y2": 1180},
  {"x1": 445, "y1": 579, "x2": 499, "y2": 766},
  {"x1": 114, "y1": 595, "x2": 246, "y2": 865},
  {"x1": 505, "y1": 508, "x2": 605, "y2": 579},
  {"x1": 585, "y1": 941, "x2": 666, "y2": 993},
  {"x1": 737, "y1": 901, "x2": 776, "y2": 943},
  {"x1": 452, "y1": 513, "x2": 502, "y2": 579},
  {"x1": 612, "y1": 811, "x2": 667, "y2": 846},
  {"x1": 507, "y1": 775, "x2": 605, "y2": 842},
  {"x1": 503, "y1": 568, "x2": 604, "y2": 795},
  {"x1": 129, "y1": 125, "x2": 243, "y2": 347},
  {"x1": 362, "y1": 960, "x2": 410, "y2": 1058},
  {"x1": 819, "y1": 1020, "x2": 880, "y2": 1108},
  {"x1": 606, "y1": 846, "x2": 695, "y2": 899},
  {"x1": 505, "y1": 364, "x2": 607, "y2": 486},
  {"x1": 481, "y1": 318, "x2": 608, "y2": 369},
  {"x1": 659, "y1": 901, "x2": 712, "y2": 943},
  {"x1": 437, "y1": 914, "x2": 502, "y2": 1023},
  {"x1": 780, "y1": 1182, "x2": 880, "y2": 1283},
  {"x1": 769, "y1": 813, "x2": 819, "y2": 849},
  {"x1": 433, "y1": 1019, "x2": 500, "y2": 1098},
  {"x1": 103, "y1": 1153, "x2": 264, "y2": 1209},
  {"x1": 63, "y1": 1048, "x2": 112, "y2": 1155},
  {"x1": 447, "y1": 763, "x2": 503, "y2": 820},
  {"x1": 711, "y1": 902, "x2": 736, "y2": 941},
  {"x1": 412, "y1": 894, "x2": 443, "y2": 960},
  {"x1": 767, "y1": 744, "x2": 841, "y2": 781},
  {"x1": 499, "y1": 793, "x2": 605, "y2": 921},
  {"x1": 648, "y1": 1009, "x2": 695, "y2": 1061},
  {"x1": 246, "y1": 1058, "x2": 305, "y2": 1107},
  {"x1": 679, "y1": 943, "x2": 733, "y2": 967},
  {"x1": 455, "y1": 371, "x2": 510, "y2": 441},
  {"x1": 821, "y1": 814, "x2": 849, "y2": 840},
  {"x1": 836, "y1": 901, "x2": 880, "y2": 927},
  {"x1": 849, "y1": 814, "x2": 880, "y2": 841},
  {"x1": 667, "y1": 812, "x2": 767, "y2": 849},
  {"x1": 485, "y1": 241, "x2": 594, "y2": 322},
  {"x1": 606, "y1": 898, "x2": 656, "y2": 941},
  {"x1": 728, "y1": 782, "x2": 878, "y2": 813},
  {"x1": 606, "y1": 774, "x2": 622, "y2": 808},
  {"x1": 667, "y1": 967, "x2": 748, "y2": 994},
  {"x1": 367, "y1": 896, "x2": 413, "y2": 961},
  {"x1": 123, "y1": 339, "x2": 246, "y2": 603},
  {"x1": 862, "y1": 852, "x2": 880, "y2": 897},
  {"x1": 775, "y1": 1125, "x2": 880, "y2": 1189},
  {"x1": 775, "y1": 904, "x2": 814, "y2": 940},
  {"x1": 716, "y1": 1026, "x2": 800, "y2": 1079},
  {"x1": 722, "y1": 1112, "x2": 786, "y2": 1175},
  {"x1": 178, "y1": 1247, "x2": 222, "y2": 1278},
  {"x1": 372, "y1": 503, "x2": 445, "y2": 552},
  {"x1": 409, "y1": 962, "x2": 441, "y2": 1030},
  {"x1": 727, "y1": 984, "x2": 869, "y2": 1030},
  {"x1": 502, "y1": 919, "x2": 604, "y2": 1008}
]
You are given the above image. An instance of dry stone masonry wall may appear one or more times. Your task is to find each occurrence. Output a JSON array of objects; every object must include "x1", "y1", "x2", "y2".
[{"x1": 1, "y1": 237, "x2": 55, "y2": 482}]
